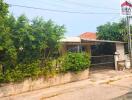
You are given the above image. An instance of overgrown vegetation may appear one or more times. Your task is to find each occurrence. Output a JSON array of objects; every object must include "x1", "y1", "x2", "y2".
[
  {"x1": 0, "y1": 1, "x2": 91, "y2": 83},
  {"x1": 58, "y1": 52, "x2": 91, "y2": 73},
  {"x1": 0, "y1": 52, "x2": 91, "y2": 83},
  {"x1": 97, "y1": 19, "x2": 128, "y2": 42}
]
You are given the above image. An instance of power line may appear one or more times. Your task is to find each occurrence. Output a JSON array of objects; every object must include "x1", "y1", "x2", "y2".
[
  {"x1": 9, "y1": 4, "x2": 120, "y2": 15},
  {"x1": 26, "y1": 0, "x2": 119, "y2": 11},
  {"x1": 23, "y1": 0, "x2": 73, "y2": 10},
  {"x1": 56, "y1": 0, "x2": 120, "y2": 11},
  {"x1": 109, "y1": 16, "x2": 121, "y2": 22}
]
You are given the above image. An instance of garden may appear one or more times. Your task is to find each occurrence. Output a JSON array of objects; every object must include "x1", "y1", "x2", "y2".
[{"x1": 0, "y1": 0, "x2": 91, "y2": 83}]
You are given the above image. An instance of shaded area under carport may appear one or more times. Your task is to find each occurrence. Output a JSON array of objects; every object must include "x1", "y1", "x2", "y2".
[{"x1": 81, "y1": 38, "x2": 126, "y2": 71}]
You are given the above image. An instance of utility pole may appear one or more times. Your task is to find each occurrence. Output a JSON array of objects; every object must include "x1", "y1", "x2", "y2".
[
  {"x1": 121, "y1": 0, "x2": 132, "y2": 67},
  {"x1": 127, "y1": 16, "x2": 132, "y2": 67}
]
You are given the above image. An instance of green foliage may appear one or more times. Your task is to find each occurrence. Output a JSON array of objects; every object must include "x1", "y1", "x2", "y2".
[
  {"x1": 0, "y1": 13, "x2": 65, "y2": 66},
  {"x1": 0, "y1": 62, "x2": 40, "y2": 83},
  {"x1": 0, "y1": 52, "x2": 91, "y2": 83},
  {"x1": 59, "y1": 52, "x2": 91, "y2": 72},
  {"x1": 0, "y1": 72, "x2": 4, "y2": 82},
  {"x1": 31, "y1": 18, "x2": 65, "y2": 61},
  {"x1": 0, "y1": 61, "x2": 57, "y2": 83},
  {"x1": 17, "y1": 61, "x2": 41, "y2": 78},
  {"x1": 0, "y1": 0, "x2": 8, "y2": 17},
  {"x1": 0, "y1": 12, "x2": 65, "y2": 83},
  {"x1": 97, "y1": 19, "x2": 128, "y2": 42},
  {"x1": 4, "y1": 69, "x2": 23, "y2": 82},
  {"x1": 41, "y1": 60, "x2": 57, "y2": 78},
  {"x1": 0, "y1": 0, "x2": 90, "y2": 83},
  {"x1": 0, "y1": 1, "x2": 16, "y2": 68}
]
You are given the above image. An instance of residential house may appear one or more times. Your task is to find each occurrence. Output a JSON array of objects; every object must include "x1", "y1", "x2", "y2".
[{"x1": 60, "y1": 32, "x2": 128, "y2": 70}]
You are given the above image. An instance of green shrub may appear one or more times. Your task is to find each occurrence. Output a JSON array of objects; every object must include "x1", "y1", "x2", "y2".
[
  {"x1": 0, "y1": 72, "x2": 4, "y2": 83},
  {"x1": 0, "y1": 52, "x2": 90, "y2": 83},
  {"x1": 41, "y1": 60, "x2": 57, "y2": 78},
  {"x1": 0, "y1": 61, "x2": 41, "y2": 83},
  {"x1": 4, "y1": 69, "x2": 23, "y2": 82},
  {"x1": 18, "y1": 61, "x2": 41, "y2": 78},
  {"x1": 0, "y1": 60, "x2": 57, "y2": 83},
  {"x1": 59, "y1": 52, "x2": 91, "y2": 73}
]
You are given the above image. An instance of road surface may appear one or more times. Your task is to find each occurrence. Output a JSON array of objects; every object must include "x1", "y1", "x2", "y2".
[
  {"x1": 1, "y1": 70, "x2": 132, "y2": 100},
  {"x1": 43, "y1": 77, "x2": 132, "y2": 100}
]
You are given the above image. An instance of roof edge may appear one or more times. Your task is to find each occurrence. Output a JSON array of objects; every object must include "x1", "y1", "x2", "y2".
[{"x1": 81, "y1": 38, "x2": 126, "y2": 43}]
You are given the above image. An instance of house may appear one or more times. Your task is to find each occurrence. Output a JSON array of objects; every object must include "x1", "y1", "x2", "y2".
[
  {"x1": 80, "y1": 32, "x2": 96, "y2": 40},
  {"x1": 60, "y1": 32, "x2": 96, "y2": 54},
  {"x1": 60, "y1": 32, "x2": 128, "y2": 70}
]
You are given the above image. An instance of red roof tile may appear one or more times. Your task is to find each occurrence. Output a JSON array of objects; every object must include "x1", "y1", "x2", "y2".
[{"x1": 80, "y1": 32, "x2": 96, "y2": 39}]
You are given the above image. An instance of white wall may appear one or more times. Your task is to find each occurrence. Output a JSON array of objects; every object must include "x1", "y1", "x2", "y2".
[
  {"x1": 116, "y1": 43, "x2": 125, "y2": 60},
  {"x1": 0, "y1": 69, "x2": 89, "y2": 98}
]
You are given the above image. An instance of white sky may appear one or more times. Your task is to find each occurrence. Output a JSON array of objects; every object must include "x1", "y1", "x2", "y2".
[{"x1": 5, "y1": 0, "x2": 122, "y2": 36}]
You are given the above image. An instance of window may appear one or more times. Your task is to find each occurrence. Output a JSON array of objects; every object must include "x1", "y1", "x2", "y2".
[{"x1": 67, "y1": 45, "x2": 86, "y2": 53}]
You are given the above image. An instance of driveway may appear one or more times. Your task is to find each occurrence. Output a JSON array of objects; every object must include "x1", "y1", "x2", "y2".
[
  {"x1": 43, "y1": 69, "x2": 132, "y2": 100},
  {"x1": 44, "y1": 77, "x2": 132, "y2": 100}
]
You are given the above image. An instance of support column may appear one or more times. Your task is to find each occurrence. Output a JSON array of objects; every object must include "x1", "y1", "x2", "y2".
[
  {"x1": 115, "y1": 43, "x2": 125, "y2": 60},
  {"x1": 114, "y1": 43, "x2": 125, "y2": 70},
  {"x1": 77, "y1": 45, "x2": 80, "y2": 52},
  {"x1": 114, "y1": 52, "x2": 119, "y2": 70}
]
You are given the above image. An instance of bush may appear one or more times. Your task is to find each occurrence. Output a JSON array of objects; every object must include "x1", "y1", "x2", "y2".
[
  {"x1": 0, "y1": 60, "x2": 57, "y2": 83},
  {"x1": 0, "y1": 61, "x2": 41, "y2": 83},
  {"x1": 59, "y1": 52, "x2": 91, "y2": 73},
  {"x1": 0, "y1": 52, "x2": 90, "y2": 83},
  {"x1": 41, "y1": 61, "x2": 57, "y2": 78},
  {"x1": 4, "y1": 69, "x2": 23, "y2": 82},
  {"x1": 18, "y1": 61, "x2": 41, "y2": 78}
]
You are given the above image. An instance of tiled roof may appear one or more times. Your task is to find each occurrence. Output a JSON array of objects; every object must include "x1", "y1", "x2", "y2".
[{"x1": 80, "y1": 32, "x2": 96, "y2": 40}]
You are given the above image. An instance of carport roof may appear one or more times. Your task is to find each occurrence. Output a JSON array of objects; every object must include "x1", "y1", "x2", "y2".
[
  {"x1": 60, "y1": 37, "x2": 126, "y2": 44},
  {"x1": 60, "y1": 37, "x2": 81, "y2": 43},
  {"x1": 81, "y1": 38, "x2": 126, "y2": 44}
]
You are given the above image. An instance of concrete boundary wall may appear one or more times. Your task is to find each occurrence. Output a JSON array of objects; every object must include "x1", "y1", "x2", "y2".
[{"x1": 0, "y1": 69, "x2": 89, "y2": 98}]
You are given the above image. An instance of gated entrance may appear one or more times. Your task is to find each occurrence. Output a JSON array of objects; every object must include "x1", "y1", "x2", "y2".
[
  {"x1": 90, "y1": 55, "x2": 115, "y2": 70},
  {"x1": 61, "y1": 37, "x2": 126, "y2": 71},
  {"x1": 90, "y1": 42, "x2": 116, "y2": 70}
]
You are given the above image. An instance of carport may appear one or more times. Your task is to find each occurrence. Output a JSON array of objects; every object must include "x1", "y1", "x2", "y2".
[
  {"x1": 60, "y1": 37, "x2": 126, "y2": 71},
  {"x1": 81, "y1": 39, "x2": 126, "y2": 71}
]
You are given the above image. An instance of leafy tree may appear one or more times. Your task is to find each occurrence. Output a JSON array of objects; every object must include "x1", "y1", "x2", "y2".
[
  {"x1": 0, "y1": 0, "x2": 8, "y2": 17},
  {"x1": 10, "y1": 15, "x2": 32, "y2": 63},
  {"x1": 3, "y1": 14, "x2": 65, "y2": 65},
  {"x1": 0, "y1": 0, "x2": 67, "y2": 82},
  {"x1": 0, "y1": 1, "x2": 16, "y2": 69},
  {"x1": 97, "y1": 19, "x2": 128, "y2": 41},
  {"x1": 31, "y1": 17, "x2": 65, "y2": 66}
]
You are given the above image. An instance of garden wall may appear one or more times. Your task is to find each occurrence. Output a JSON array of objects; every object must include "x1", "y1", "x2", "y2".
[{"x1": 0, "y1": 69, "x2": 89, "y2": 98}]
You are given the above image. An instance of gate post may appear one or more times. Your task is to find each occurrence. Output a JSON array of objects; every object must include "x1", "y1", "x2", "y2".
[
  {"x1": 115, "y1": 43, "x2": 126, "y2": 70},
  {"x1": 114, "y1": 52, "x2": 119, "y2": 70}
]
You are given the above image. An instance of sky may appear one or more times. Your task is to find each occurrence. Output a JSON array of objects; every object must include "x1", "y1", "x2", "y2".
[{"x1": 4, "y1": 0, "x2": 122, "y2": 36}]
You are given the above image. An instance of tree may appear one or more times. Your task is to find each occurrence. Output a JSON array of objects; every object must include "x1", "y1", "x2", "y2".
[
  {"x1": 0, "y1": 1, "x2": 17, "y2": 68},
  {"x1": 4, "y1": 15, "x2": 65, "y2": 66},
  {"x1": 0, "y1": 0, "x2": 66, "y2": 82},
  {"x1": 97, "y1": 19, "x2": 128, "y2": 42},
  {"x1": 31, "y1": 17, "x2": 65, "y2": 66}
]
